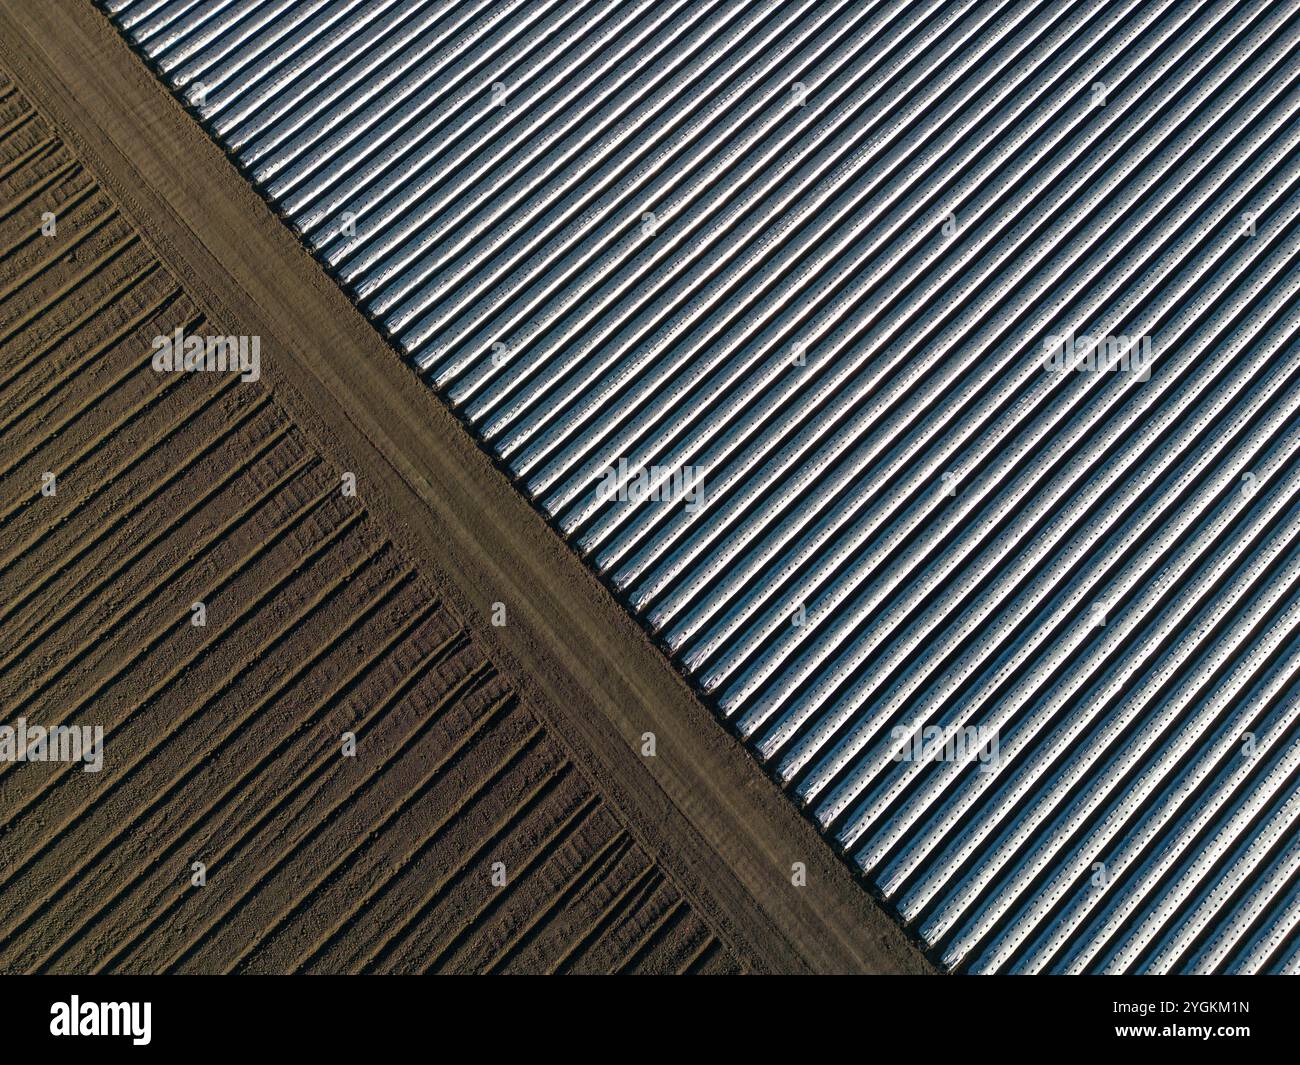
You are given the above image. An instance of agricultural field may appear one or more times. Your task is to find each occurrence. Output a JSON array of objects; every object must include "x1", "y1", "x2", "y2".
[
  {"x1": 0, "y1": 68, "x2": 739, "y2": 975},
  {"x1": 6, "y1": 0, "x2": 1295, "y2": 988},
  {"x1": 85, "y1": 0, "x2": 1300, "y2": 975},
  {"x1": 0, "y1": 1, "x2": 924, "y2": 976}
]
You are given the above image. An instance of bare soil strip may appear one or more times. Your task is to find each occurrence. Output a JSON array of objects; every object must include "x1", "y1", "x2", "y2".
[{"x1": 0, "y1": 0, "x2": 931, "y2": 974}]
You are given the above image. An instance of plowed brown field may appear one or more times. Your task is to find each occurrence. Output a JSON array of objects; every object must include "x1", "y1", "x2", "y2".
[{"x1": 0, "y1": 71, "x2": 741, "y2": 974}]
